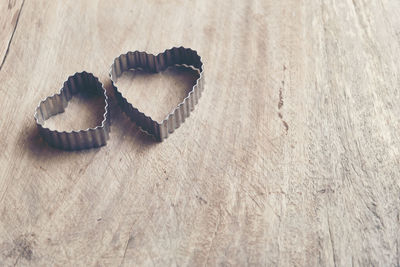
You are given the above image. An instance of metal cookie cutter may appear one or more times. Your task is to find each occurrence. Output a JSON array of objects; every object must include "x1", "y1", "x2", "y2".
[
  {"x1": 34, "y1": 72, "x2": 110, "y2": 150},
  {"x1": 109, "y1": 47, "x2": 204, "y2": 141}
]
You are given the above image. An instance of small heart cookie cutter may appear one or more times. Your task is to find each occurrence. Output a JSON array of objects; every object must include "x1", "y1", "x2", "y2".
[
  {"x1": 34, "y1": 72, "x2": 110, "y2": 150},
  {"x1": 109, "y1": 47, "x2": 204, "y2": 141}
]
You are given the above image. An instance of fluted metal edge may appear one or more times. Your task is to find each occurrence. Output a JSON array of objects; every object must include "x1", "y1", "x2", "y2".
[
  {"x1": 109, "y1": 47, "x2": 205, "y2": 142},
  {"x1": 34, "y1": 71, "x2": 110, "y2": 150}
]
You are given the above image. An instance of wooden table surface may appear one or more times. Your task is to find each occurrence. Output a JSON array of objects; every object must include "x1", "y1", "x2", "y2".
[{"x1": 1, "y1": 0, "x2": 400, "y2": 266}]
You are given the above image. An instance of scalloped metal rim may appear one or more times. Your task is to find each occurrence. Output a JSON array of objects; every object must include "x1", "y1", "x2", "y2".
[
  {"x1": 109, "y1": 47, "x2": 205, "y2": 142},
  {"x1": 34, "y1": 71, "x2": 110, "y2": 150}
]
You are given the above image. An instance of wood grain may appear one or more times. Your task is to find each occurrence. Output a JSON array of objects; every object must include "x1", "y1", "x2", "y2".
[{"x1": 1, "y1": 0, "x2": 400, "y2": 266}]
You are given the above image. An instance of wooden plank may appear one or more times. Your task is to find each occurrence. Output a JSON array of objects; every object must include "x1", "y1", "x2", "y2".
[{"x1": 0, "y1": 0, "x2": 400, "y2": 266}]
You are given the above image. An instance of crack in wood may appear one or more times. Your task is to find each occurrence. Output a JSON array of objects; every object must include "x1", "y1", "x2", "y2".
[
  {"x1": 0, "y1": 0, "x2": 25, "y2": 72},
  {"x1": 204, "y1": 208, "x2": 222, "y2": 265},
  {"x1": 327, "y1": 212, "x2": 337, "y2": 267},
  {"x1": 278, "y1": 65, "x2": 289, "y2": 134}
]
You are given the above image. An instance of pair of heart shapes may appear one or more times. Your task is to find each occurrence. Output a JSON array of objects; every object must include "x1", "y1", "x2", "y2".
[{"x1": 34, "y1": 47, "x2": 204, "y2": 150}]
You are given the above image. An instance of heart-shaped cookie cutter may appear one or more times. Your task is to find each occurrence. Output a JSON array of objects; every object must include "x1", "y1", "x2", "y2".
[
  {"x1": 109, "y1": 47, "x2": 204, "y2": 141},
  {"x1": 34, "y1": 72, "x2": 110, "y2": 150}
]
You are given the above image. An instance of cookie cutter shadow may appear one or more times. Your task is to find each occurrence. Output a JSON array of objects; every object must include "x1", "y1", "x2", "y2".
[{"x1": 25, "y1": 123, "x2": 99, "y2": 161}]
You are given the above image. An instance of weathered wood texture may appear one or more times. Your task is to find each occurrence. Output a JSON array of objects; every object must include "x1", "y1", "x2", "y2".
[{"x1": 1, "y1": 0, "x2": 400, "y2": 266}]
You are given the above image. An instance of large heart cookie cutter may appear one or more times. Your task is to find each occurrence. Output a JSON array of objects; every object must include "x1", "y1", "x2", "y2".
[
  {"x1": 109, "y1": 47, "x2": 205, "y2": 141},
  {"x1": 34, "y1": 72, "x2": 110, "y2": 150}
]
